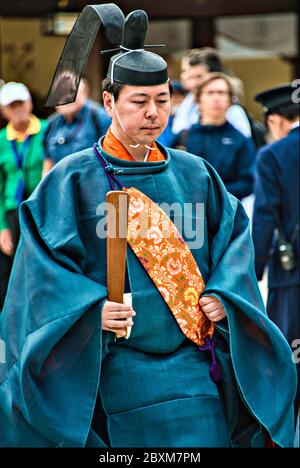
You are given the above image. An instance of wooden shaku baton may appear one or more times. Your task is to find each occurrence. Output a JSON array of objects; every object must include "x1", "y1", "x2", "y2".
[{"x1": 106, "y1": 190, "x2": 131, "y2": 339}]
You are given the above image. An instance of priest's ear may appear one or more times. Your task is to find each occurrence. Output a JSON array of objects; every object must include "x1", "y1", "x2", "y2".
[
  {"x1": 102, "y1": 77, "x2": 125, "y2": 117},
  {"x1": 102, "y1": 91, "x2": 113, "y2": 117}
]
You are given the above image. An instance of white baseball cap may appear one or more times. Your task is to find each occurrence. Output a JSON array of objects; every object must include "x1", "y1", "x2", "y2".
[{"x1": 0, "y1": 82, "x2": 31, "y2": 106}]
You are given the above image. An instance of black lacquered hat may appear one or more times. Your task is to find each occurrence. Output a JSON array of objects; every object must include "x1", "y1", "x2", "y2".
[{"x1": 45, "y1": 3, "x2": 168, "y2": 107}]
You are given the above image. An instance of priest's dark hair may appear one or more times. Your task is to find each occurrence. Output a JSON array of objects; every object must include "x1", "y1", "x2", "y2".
[
  {"x1": 102, "y1": 76, "x2": 173, "y2": 102},
  {"x1": 101, "y1": 77, "x2": 125, "y2": 101}
]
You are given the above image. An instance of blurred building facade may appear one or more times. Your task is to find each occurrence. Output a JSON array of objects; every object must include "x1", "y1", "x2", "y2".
[{"x1": 0, "y1": 0, "x2": 298, "y2": 119}]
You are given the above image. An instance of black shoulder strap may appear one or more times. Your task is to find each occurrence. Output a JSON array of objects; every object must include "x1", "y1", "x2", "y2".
[
  {"x1": 175, "y1": 128, "x2": 190, "y2": 151},
  {"x1": 242, "y1": 106, "x2": 267, "y2": 149},
  {"x1": 43, "y1": 114, "x2": 59, "y2": 158},
  {"x1": 275, "y1": 211, "x2": 299, "y2": 245}
]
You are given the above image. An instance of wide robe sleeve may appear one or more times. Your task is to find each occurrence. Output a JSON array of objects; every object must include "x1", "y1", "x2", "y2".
[
  {"x1": 0, "y1": 161, "x2": 108, "y2": 447},
  {"x1": 202, "y1": 160, "x2": 297, "y2": 447}
]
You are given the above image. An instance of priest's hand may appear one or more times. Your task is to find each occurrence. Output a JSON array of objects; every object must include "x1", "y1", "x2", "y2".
[
  {"x1": 0, "y1": 229, "x2": 14, "y2": 256},
  {"x1": 199, "y1": 295, "x2": 227, "y2": 322},
  {"x1": 102, "y1": 301, "x2": 136, "y2": 337}
]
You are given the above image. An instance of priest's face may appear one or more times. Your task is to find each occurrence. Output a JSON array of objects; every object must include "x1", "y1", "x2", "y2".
[{"x1": 103, "y1": 83, "x2": 171, "y2": 146}]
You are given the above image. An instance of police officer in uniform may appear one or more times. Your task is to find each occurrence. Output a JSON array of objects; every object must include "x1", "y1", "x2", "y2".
[{"x1": 252, "y1": 82, "x2": 299, "y2": 423}]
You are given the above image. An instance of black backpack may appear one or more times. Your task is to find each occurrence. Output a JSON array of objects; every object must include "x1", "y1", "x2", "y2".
[{"x1": 244, "y1": 109, "x2": 267, "y2": 149}]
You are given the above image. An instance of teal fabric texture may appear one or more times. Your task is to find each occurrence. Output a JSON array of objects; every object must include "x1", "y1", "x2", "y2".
[{"x1": 0, "y1": 143, "x2": 296, "y2": 447}]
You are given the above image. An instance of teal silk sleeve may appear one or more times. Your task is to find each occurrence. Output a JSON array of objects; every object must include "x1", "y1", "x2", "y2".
[{"x1": 0, "y1": 163, "x2": 108, "y2": 447}]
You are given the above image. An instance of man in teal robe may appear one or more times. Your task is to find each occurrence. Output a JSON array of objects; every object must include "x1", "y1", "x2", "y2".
[{"x1": 0, "y1": 4, "x2": 297, "y2": 447}]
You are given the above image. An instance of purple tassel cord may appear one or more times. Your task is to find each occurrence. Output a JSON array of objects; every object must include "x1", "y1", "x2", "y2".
[
  {"x1": 93, "y1": 143, "x2": 124, "y2": 190},
  {"x1": 198, "y1": 337, "x2": 222, "y2": 383}
]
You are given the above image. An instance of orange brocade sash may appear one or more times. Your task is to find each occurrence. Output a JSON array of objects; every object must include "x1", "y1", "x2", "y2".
[
  {"x1": 101, "y1": 130, "x2": 214, "y2": 346},
  {"x1": 124, "y1": 186, "x2": 214, "y2": 346}
]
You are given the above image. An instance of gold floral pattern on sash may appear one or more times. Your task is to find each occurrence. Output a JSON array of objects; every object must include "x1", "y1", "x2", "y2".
[{"x1": 125, "y1": 187, "x2": 214, "y2": 346}]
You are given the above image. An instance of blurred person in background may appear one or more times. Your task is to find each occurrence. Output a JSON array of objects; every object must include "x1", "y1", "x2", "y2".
[
  {"x1": 0, "y1": 82, "x2": 46, "y2": 309},
  {"x1": 252, "y1": 83, "x2": 299, "y2": 424},
  {"x1": 157, "y1": 80, "x2": 186, "y2": 147},
  {"x1": 176, "y1": 72, "x2": 255, "y2": 200},
  {"x1": 229, "y1": 76, "x2": 266, "y2": 150},
  {"x1": 172, "y1": 48, "x2": 253, "y2": 140},
  {"x1": 43, "y1": 77, "x2": 111, "y2": 175}
]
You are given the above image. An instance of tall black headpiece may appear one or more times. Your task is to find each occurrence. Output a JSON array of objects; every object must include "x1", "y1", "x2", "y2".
[{"x1": 46, "y1": 3, "x2": 168, "y2": 107}]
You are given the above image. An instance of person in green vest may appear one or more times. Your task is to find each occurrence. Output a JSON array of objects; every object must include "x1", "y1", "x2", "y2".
[{"x1": 0, "y1": 82, "x2": 47, "y2": 308}]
